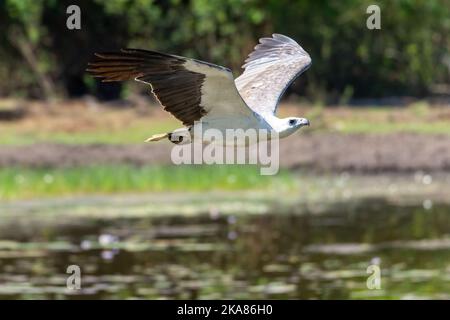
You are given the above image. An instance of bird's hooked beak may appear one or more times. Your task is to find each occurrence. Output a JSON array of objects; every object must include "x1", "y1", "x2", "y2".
[{"x1": 300, "y1": 118, "x2": 310, "y2": 127}]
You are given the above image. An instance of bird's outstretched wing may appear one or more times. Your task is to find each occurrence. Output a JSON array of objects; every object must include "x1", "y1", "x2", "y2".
[
  {"x1": 87, "y1": 49, "x2": 253, "y2": 126},
  {"x1": 235, "y1": 34, "x2": 311, "y2": 116}
]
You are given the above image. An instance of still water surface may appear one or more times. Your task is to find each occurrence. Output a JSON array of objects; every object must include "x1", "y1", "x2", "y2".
[{"x1": 0, "y1": 199, "x2": 449, "y2": 299}]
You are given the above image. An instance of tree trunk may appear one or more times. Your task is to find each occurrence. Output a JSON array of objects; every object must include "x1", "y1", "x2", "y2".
[{"x1": 9, "y1": 29, "x2": 57, "y2": 103}]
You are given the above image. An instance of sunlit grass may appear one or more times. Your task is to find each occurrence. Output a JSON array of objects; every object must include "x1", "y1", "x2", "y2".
[
  {"x1": 308, "y1": 104, "x2": 450, "y2": 135},
  {"x1": 331, "y1": 121, "x2": 450, "y2": 134},
  {"x1": 0, "y1": 119, "x2": 178, "y2": 145},
  {"x1": 0, "y1": 165, "x2": 296, "y2": 200},
  {"x1": 1, "y1": 104, "x2": 450, "y2": 146}
]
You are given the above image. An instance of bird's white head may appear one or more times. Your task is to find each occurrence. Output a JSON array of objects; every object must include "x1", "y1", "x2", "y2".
[{"x1": 277, "y1": 117, "x2": 310, "y2": 138}]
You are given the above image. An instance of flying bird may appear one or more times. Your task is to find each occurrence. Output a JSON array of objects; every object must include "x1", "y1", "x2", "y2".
[{"x1": 87, "y1": 34, "x2": 311, "y2": 145}]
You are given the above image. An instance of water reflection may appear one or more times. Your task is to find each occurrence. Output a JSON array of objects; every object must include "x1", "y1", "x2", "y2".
[{"x1": 0, "y1": 199, "x2": 449, "y2": 299}]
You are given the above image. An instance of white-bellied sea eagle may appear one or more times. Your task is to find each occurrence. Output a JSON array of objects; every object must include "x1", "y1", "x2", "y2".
[{"x1": 87, "y1": 34, "x2": 311, "y2": 145}]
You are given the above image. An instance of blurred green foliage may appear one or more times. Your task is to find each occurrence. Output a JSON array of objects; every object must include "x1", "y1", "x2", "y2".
[{"x1": 0, "y1": 0, "x2": 449, "y2": 101}]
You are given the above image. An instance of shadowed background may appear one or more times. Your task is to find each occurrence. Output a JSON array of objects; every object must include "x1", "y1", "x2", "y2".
[{"x1": 1, "y1": 0, "x2": 449, "y2": 101}]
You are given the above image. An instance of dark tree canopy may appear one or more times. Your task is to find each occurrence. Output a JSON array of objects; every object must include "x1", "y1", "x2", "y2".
[{"x1": 1, "y1": 0, "x2": 449, "y2": 102}]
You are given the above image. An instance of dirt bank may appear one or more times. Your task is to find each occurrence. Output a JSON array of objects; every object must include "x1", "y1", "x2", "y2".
[{"x1": 1, "y1": 133, "x2": 450, "y2": 173}]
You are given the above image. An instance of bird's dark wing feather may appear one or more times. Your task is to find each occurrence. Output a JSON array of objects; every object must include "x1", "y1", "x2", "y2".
[{"x1": 87, "y1": 49, "x2": 251, "y2": 126}]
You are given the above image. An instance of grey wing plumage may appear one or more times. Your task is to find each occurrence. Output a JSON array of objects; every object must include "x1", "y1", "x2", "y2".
[{"x1": 235, "y1": 34, "x2": 312, "y2": 116}]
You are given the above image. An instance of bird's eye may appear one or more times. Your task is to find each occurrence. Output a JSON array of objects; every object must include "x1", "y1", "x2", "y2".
[{"x1": 289, "y1": 119, "x2": 297, "y2": 126}]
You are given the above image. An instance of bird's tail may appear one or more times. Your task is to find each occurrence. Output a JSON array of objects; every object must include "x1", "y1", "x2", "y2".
[
  {"x1": 145, "y1": 128, "x2": 191, "y2": 145},
  {"x1": 145, "y1": 133, "x2": 169, "y2": 142}
]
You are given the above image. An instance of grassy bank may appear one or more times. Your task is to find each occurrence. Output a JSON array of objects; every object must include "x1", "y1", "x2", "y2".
[
  {"x1": 0, "y1": 115, "x2": 179, "y2": 145},
  {"x1": 1, "y1": 101, "x2": 450, "y2": 146},
  {"x1": 2, "y1": 164, "x2": 450, "y2": 205},
  {"x1": 0, "y1": 165, "x2": 296, "y2": 200}
]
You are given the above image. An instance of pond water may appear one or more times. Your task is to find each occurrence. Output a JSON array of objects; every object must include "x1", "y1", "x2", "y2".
[{"x1": 0, "y1": 198, "x2": 449, "y2": 299}]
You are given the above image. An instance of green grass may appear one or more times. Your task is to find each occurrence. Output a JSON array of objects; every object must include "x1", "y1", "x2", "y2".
[
  {"x1": 0, "y1": 165, "x2": 296, "y2": 200},
  {"x1": 302, "y1": 103, "x2": 450, "y2": 135},
  {"x1": 333, "y1": 121, "x2": 450, "y2": 135},
  {"x1": 0, "y1": 121, "x2": 178, "y2": 145},
  {"x1": 4, "y1": 119, "x2": 450, "y2": 146},
  {"x1": 2, "y1": 105, "x2": 450, "y2": 146}
]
